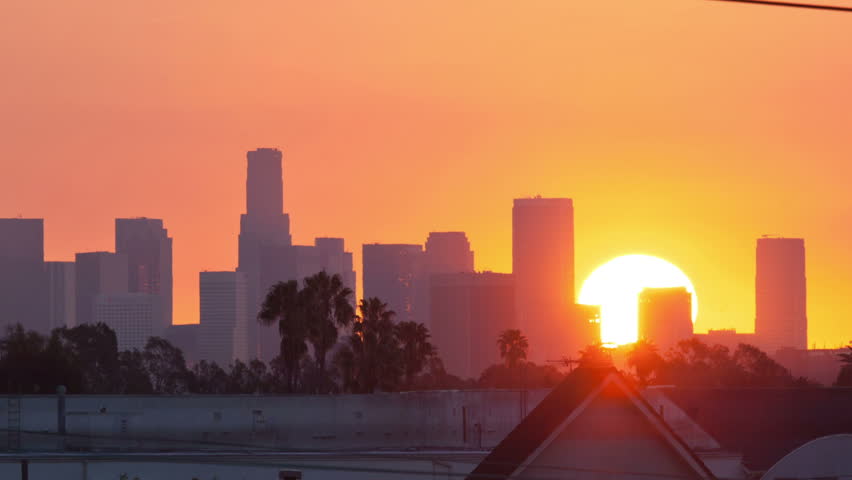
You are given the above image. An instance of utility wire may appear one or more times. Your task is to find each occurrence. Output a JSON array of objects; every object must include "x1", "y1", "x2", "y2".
[{"x1": 710, "y1": 0, "x2": 852, "y2": 12}]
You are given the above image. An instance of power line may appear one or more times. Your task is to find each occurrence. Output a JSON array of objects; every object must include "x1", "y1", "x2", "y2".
[{"x1": 710, "y1": 0, "x2": 852, "y2": 12}]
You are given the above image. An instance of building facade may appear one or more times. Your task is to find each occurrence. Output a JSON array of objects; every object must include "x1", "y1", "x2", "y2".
[
  {"x1": 199, "y1": 271, "x2": 249, "y2": 366},
  {"x1": 639, "y1": 287, "x2": 694, "y2": 351},
  {"x1": 512, "y1": 197, "x2": 575, "y2": 363},
  {"x1": 115, "y1": 217, "x2": 173, "y2": 334},
  {"x1": 74, "y1": 251, "x2": 128, "y2": 326},
  {"x1": 362, "y1": 244, "x2": 424, "y2": 324},
  {"x1": 755, "y1": 237, "x2": 807, "y2": 354},
  {"x1": 45, "y1": 261, "x2": 76, "y2": 330},
  {"x1": 429, "y1": 272, "x2": 515, "y2": 379},
  {"x1": 424, "y1": 232, "x2": 475, "y2": 275},
  {"x1": 0, "y1": 218, "x2": 46, "y2": 332},
  {"x1": 93, "y1": 293, "x2": 159, "y2": 351}
]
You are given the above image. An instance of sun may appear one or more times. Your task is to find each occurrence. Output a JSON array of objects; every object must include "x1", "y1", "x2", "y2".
[{"x1": 578, "y1": 254, "x2": 697, "y2": 345}]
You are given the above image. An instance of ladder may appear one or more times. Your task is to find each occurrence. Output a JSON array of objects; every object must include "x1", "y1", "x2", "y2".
[{"x1": 7, "y1": 397, "x2": 21, "y2": 450}]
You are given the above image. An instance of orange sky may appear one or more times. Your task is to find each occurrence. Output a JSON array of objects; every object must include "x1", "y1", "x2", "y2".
[{"x1": 2, "y1": 1, "x2": 851, "y2": 347}]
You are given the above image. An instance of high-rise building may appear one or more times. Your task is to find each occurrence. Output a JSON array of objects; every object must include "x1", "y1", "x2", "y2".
[
  {"x1": 235, "y1": 148, "x2": 356, "y2": 361},
  {"x1": 115, "y1": 218, "x2": 173, "y2": 334},
  {"x1": 315, "y1": 237, "x2": 357, "y2": 298},
  {"x1": 756, "y1": 237, "x2": 807, "y2": 354},
  {"x1": 0, "y1": 218, "x2": 47, "y2": 332},
  {"x1": 46, "y1": 261, "x2": 76, "y2": 330},
  {"x1": 429, "y1": 272, "x2": 515, "y2": 379},
  {"x1": 362, "y1": 244, "x2": 424, "y2": 324},
  {"x1": 638, "y1": 287, "x2": 693, "y2": 351},
  {"x1": 424, "y1": 232, "x2": 475, "y2": 275},
  {"x1": 94, "y1": 293, "x2": 159, "y2": 351},
  {"x1": 199, "y1": 271, "x2": 249, "y2": 366},
  {"x1": 512, "y1": 197, "x2": 575, "y2": 363},
  {"x1": 75, "y1": 252, "x2": 128, "y2": 326},
  {"x1": 237, "y1": 148, "x2": 292, "y2": 360}
]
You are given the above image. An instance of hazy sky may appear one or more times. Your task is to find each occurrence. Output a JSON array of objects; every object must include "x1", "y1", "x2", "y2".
[{"x1": 2, "y1": 1, "x2": 851, "y2": 346}]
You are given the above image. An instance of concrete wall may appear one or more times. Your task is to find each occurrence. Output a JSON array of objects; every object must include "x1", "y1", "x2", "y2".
[
  {"x1": 0, "y1": 452, "x2": 487, "y2": 480},
  {"x1": 0, "y1": 390, "x2": 549, "y2": 452}
]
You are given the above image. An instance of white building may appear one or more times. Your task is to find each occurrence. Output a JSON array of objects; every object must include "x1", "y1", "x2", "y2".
[
  {"x1": 93, "y1": 293, "x2": 159, "y2": 351},
  {"x1": 200, "y1": 271, "x2": 249, "y2": 366}
]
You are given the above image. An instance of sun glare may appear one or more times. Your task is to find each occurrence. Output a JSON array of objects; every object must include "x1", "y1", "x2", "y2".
[{"x1": 579, "y1": 254, "x2": 697, "y2": 345}]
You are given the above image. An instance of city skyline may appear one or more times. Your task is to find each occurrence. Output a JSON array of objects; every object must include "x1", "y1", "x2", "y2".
[{"x1": 3, "y1": 2, "x2": 852, "y2": 347}]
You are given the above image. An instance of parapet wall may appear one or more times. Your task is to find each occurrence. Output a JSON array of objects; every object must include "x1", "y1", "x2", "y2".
[{"x1": 0, "y1": 389, "x2": 550, "y2": 452}]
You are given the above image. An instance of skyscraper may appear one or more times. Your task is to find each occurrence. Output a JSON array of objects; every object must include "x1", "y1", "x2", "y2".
[
  {"x1": 46, "y1": 261, "x2": 76, "y2": 330},
  {"x1": 362, "y1": 244, "x2": 424, "y2": 324},
  {"x1": 238, "y1": 148, "x2": 292, "y2": 360},
  {"x1": 235, "y1": 147, "x2": 356, "y2": 361},
  {"x1": 94, "y1": 293, "x2": 159, "y2": 351},
  {"x1": 424, "y1": 232, "x2": 475, "y2": 275},
  {"x1": 512, "y1": 197, "x2": 575, "y2": 363},
  {"x1": 75, "y1": 252, "x2": 128, "y2": 326},
  {"x1": 115, "y1": 218, "x2": 173, "y2": 334},
  {"x1": 0, "y1": 218, "x2": 47, "y2": 332},
  {"x1": 638, "y1": 287, "x2": 693, "y2": 351},
  {"x1": 199, "y1": 271, "x2": 249, "y2": 366},
  {"x1": 429, "y1": 272, "x2": 515, "y2": 379},
  {"x1": 756, "y1": 237, "x2": 807, "y2": 354}
]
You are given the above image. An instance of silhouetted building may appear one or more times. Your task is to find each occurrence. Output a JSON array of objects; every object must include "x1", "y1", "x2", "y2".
[
  {"x1": 315, "y1": 237, "x2": 357, "y2": 298},
  {"x1": 165, "y1": 323, "x2": 200, "y2": 366},
  {"x1": 429, "y1": 272, "x2": 515, "y2": 379},
  {"x1": 237, "y1": 148, "x2": 292, "y2": 360},
  {"x1": 755, "y1": 237, "x2": 807, "y2": 354},
  {"x1": 424, "y1": 232, "x2": 474, "y2": 275},
  {"x1": 0, "y1": 218, "x2": 47, "y2": 332},
  {"x1": 363, "y1": 244, "x2": 424, "y2": 324},
  {"x1": 199, "y1": 271, "x2": 249, "y2": 366},
  {"x1": 512, "y1": 197, "x2": 575, "y2": 363},
  {"x1": 115, "y1": 218, "x2": 173, "y2": 334},
  {"x1": 773, "y1": 347, "x2": 845, "y2": 386},
  {"x1": 94, "y1": 293, "x2": 159, "y2": 351},
  {"x1": 45, "y1": 261, "x2": 76, "y2": 330},
  {"x1": 639, "y1": 287, "x2": 693, "y2": 351},
  {"x1": 693, "y1": 328, "x2": 757, "y2": 351},
  {"x1": 75, "y1": 252, "x2": 128, "y2": 326}
]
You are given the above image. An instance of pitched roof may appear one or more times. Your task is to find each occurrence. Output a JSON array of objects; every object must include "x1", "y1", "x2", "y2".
[
  {"x1": 467, "y1": 366, "x2": 718, "y2": 480},
  {"x1": 662, "y1": 387, "x2": 852, "y2": 471}
]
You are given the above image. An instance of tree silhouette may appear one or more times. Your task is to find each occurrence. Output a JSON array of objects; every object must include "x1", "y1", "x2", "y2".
[
  {"x1": 627, "y1": 339, "x2": 663, "y2": 387},
  {"x1": 577, "y1": 343, "x2": 612, "y2": 368},
  {"x1": 258, "y1": 280, "x2": 307, "y2": 392},
  {"x1": 395, "y1": 321, "x2": 435, "y2": 389},
  {"x1": 497, "y1": 329, "x2": 528, "y2": 369},
  {"x1": 835, "y1": 342, "x2": 852, "y2": 386},
  {"x1": 143, "y1": 337, "x2": 192, "y2": 394},
  {"x1": 301, "y1": 271, "x2": 355, "y2": 393},
  {"x1": 335, "y1": 297, "x2": 401, "y2": 393}
]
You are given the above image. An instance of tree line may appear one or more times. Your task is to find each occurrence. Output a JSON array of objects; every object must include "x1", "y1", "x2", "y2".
[{"x1": 3, "y1": 269, "x2": 848, "y2": 394}]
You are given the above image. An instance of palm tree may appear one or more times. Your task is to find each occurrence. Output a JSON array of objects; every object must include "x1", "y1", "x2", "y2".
[
  {"x1": 336, "y1": 297, "x2": 401, "y2": 393},
  {"x1": 577, "y1": 343, "x2": 612, "y2": 368},
  {"x1": 627, "y1": 339, "x2": 663, "y2": 387},
  {"x1": 258, "y1": 280, "x2": 307, "y2": 392},
  {"x1": 497, "y1": 329, "x2": 528, "y2": 369},
  {"x1": 839, "y1": 342, "x2": 852, "y2": 365},
  {"x1": 395, "y1": 321, "x2": 435, "y2": 388},
  {"x1": 301, "y1": 271, "x2": 355, "y2": 392}
]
